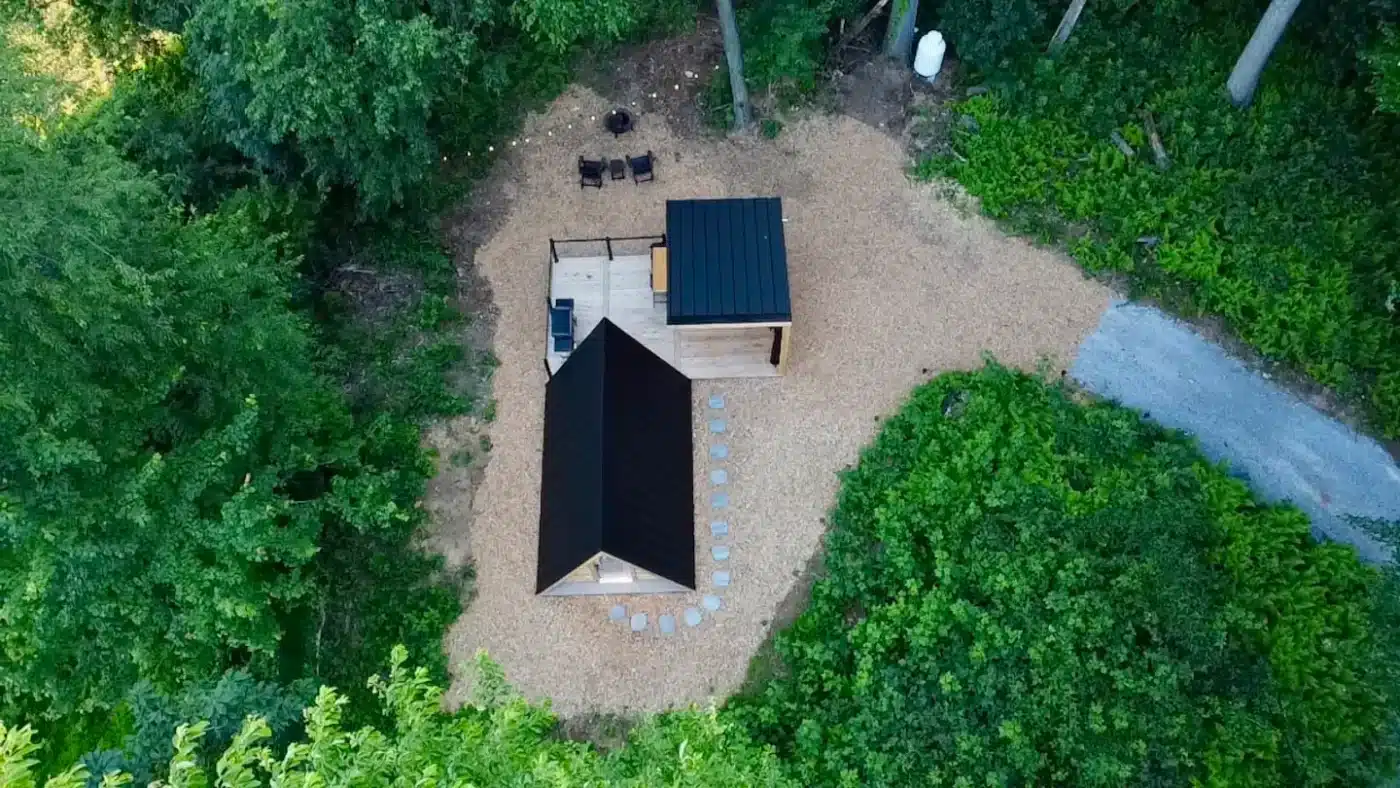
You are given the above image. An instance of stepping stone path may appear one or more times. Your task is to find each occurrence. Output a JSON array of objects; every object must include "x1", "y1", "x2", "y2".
[{"x1": 622, "y1": 389, "x2": 737, "y2": 637}]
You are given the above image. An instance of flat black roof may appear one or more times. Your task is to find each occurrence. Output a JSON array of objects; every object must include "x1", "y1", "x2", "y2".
[
  {"x1": 666, "y1": 197, "x2": 792, "y2": 325},
  {"x1": 536, "y1": 319, "x2": 695, "y2": 592}
]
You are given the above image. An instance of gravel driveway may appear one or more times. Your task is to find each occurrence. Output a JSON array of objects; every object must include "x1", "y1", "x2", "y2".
[{"x1": 433, "y1": 86, "x2": 1112, "y2": 715}]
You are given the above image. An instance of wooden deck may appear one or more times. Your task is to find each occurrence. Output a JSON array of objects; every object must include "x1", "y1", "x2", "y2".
[{"x1": 546, "y1": 255, "x2": 782, "y2": 379}]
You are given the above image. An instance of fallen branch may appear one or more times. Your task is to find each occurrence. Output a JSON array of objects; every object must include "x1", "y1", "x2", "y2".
[
  {"x1": 1109, "y1": 130, "x2": 1136, "y2": 158},
  {"x1": 1048, "y1": 0, "x2": 1089, "y2": 52},
  {"x1": 1142, "y1": 111, "x2": 1171, "y2": 170},
  {"x1": 831, "y1": 0, "x2": 892, "y2": 55}
]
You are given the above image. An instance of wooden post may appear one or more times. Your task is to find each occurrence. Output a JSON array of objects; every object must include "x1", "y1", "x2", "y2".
[
  {"x1": 777, "y1": 323, "x2": 794, "y2": 374},
  {"x1": 884, "y1": 0, "x2": 920, "y2": 63},
  {"x1": 1227, "y1": 0, "x2": 1303, "y2": 108},
  {"x1": 716, "y1": 0, "x2": 751, "y2": 128}
]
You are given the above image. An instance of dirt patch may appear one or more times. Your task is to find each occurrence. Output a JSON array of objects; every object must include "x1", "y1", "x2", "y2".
[
  {"x1": 833, "y1": 58, "x2": 915, "y2": 133},
  {"x1": 431, "y1": 84, "x2": 1112, "y2": 716},
  {"x1": 574, "y1": 16, "x2": 724, "y2": 139},
  {"x1": 419, "y1": 176, "x2": 514, "y2": 571}
]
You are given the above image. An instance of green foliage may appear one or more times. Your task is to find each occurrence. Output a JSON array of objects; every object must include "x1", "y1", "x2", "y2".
[
  {"x1": 0, "y1": 110, "x2": 335, "y2": 718},
  {"x1": 76, "y1": 41, "x2": 254, "y2": 210},
  {"x1": 185, "y1": 0, "x2": 472, "y2": 216},
  {"x1": 705, "y1": 0, "x2": 860, "y2": 128},
  {"x1": 4, "y1": 649, "x2": 795, "y2": 787},
  {"x1": 738, "y1": 0, "x2": 843, "y2": 98},
  {"x1": 1371, "y1": 26, "x2": 1400, "y2": 112},
  {"x1": 83, "y1": 671, "x2": 312, "y2": 785},
  {"x1": 934, "y1": 0, "x2": 1047, "y2": 72},
  {"x1": 921, "y1": 8, "x2": 1400, "y2": 437},
  {"x1": 731, "y1": 365, "x2": 1400, "y2": 786}
]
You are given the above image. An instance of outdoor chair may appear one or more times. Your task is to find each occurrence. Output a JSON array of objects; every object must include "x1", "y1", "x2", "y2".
[
  {"x1": 628, "y1": 151, "x2": 655, "y2": 183},
  {"x1": 579, "y1": 157, "x2": 605, "y2": 189},
  {"x1": 609, "y1": 158, "x2": 627, "y2": 181}
]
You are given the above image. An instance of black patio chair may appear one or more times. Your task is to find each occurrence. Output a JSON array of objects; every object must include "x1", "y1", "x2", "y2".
[
  {"x1": 628, "y1": 151, "x2": 655, "y2": 183},
  {"x1": 579, "y1": 157, "x2": 605, "y2": 189},
  {"x1": 609, "y1": 158, "x2": 627, "y2": 181}
]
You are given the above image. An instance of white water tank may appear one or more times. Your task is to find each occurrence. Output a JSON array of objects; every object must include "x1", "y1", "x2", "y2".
[{"x1": 914, "y1": 31, "x2": 947, "y2": 84}]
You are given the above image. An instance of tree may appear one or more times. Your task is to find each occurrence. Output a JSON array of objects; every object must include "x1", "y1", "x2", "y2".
[
  {"x1": 3, "y1": 648, "x2": 796, "y2": 787},
  {"x1": 1226, "y1": 0, "x2": 1303, "y2": 107},
  {"x1": 80, "y1": 671, "x2": 312, "y2": 786},
  {"x1": 884, "y1": 0, "x2": 919, "y2": 62},
  {"x1": 186, "y1": 0, "x2": 473, "y2": 215},
  {"x1": 0, "y1": 110, "x2": 340, "y2": 719},
  {"x1": 716, "y1": 0, "x2": 751, "y2": 128}
]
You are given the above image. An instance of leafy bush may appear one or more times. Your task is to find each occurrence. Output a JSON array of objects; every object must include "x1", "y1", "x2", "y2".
[
  {"x1": 4, "y1": 648, "x2": 795, "y2": 787},
  {"x1": 731, "y1": 365, "x2": 1400, "y2": 786},
  {"x1": 933, "y1": 0, "x2": 1048, "y2": 72},
  {"x1": 1372, "y1": 26, "x2": 1400, "y2": 112},
  {"x1": 921, "y1": 9, "x2": 1400, "y2": 437},
  {"x1": 704, "y1": 0, "x2": 860, "y2": 127},
  {"x1": 81, "y1": 671, "x2": 313, "y2": 785}
]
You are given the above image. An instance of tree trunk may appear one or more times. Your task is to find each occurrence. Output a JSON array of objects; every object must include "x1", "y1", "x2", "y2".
[
  {"x1": 1226, "y1": 0, "x2": 1303, "y2": 108},
  {"x1": 884, "y1": 0, "x2": 920, "y2": 63},
  {"x1": 1048, "y1": 0, "x2": 1088, "y2": 52},
  {"x1": 716, "y1": 0, "x2": 751, "y2": 128}
]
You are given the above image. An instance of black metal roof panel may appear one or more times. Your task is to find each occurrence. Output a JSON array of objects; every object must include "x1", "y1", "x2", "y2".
[
  {"x1": 536, "y1": 319, "x2": 695, "y2": 592},
  {"x1": 666, "y1": 197, "x2": 792, "y2": 325}
]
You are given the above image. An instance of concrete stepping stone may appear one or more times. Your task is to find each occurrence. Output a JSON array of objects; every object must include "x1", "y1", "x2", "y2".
[
  {"x1": 711, "y1": 492, "x2": 729, "y2": 508},
  {"x1": 711, "y1": 521, "x2": 729, "y2": 537},
  {"x1": 609, "y1": 604, "x2": 627, "y2": 622},
  {"x1": 710, "y1": 443, "x2": 729, "y2": 460},
  {"x1": 710, "y1": 469, "x2": 728, "y2": 485},
  {"x1": 713, "y1": 570, "x2": 731, "y2": 587},
  {"x1": 709, "y1": 394, "x2": 726, "y2": 409},
  {"x1": 709, "y1": 419, "x2": 726, "y2": 434},
  {"x1": 659, "y1": 614, "x2": 676, "y2": 635},
  {"x1": 712, "y1": 545, "x2": 730, "y2": 561},
  {"x1": 703, "y1": 595, "x2": 722, "y2": 611},
  {"x1": 684, "y1": 608, "x2": 703, "y2": 627},
  {"x1": 630, "y1": 613, "x2": 648, "y2": 632}
]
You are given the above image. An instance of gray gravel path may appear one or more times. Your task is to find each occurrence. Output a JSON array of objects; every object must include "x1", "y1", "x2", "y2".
[{"x1": 1071, "y1": 301, "x2": 1400, "y2": 563}]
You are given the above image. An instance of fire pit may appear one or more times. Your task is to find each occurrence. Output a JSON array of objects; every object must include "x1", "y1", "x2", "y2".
[{"x1": 605, "y1": 109, "x2": 633, "y2": 137}]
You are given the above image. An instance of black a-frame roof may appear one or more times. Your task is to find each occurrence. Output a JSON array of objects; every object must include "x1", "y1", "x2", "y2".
[
  {"x1": 536, "y1": 319, "x2": 695, "y2": 593},
  {"x1": 666, "y1": 197, "x2": 793, "y2": 326}
]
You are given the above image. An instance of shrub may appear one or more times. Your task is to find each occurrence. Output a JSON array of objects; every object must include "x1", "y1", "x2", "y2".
[
  {"x1": 730, "y1": 365, "x2": 1400, "y2": 786},
  {"x1": 3, "y1": 648, "x2": 796, "y2": 787}
]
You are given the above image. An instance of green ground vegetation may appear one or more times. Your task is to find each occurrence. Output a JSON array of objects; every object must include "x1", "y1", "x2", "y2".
[
  {"x1": 919, "y1": 0, "x2": 1400, "y2": 438},
  {"x1": 3, "y1": 648, "x2": 794, "y2": 787},
  {"x1": 730, "y1": 364, "x2": 1400, "y2": 786}
]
